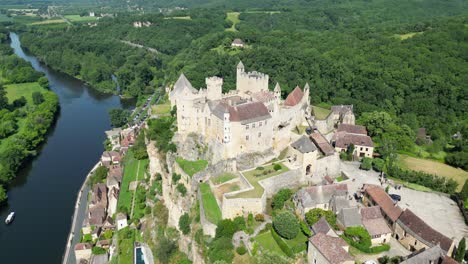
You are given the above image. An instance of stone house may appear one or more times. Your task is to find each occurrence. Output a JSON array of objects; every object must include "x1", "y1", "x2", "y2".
[
  {"x1": 401, "y1": 245, "x2": 449, "y2": 264},
  {"x1": 74, "y1": 243, "x2": 92, "y2": 263},
  {"x1": 337, "y1": 207, "x2": 362, "y2": 229},
  {"x1": 294, "y1": 183, "x2": 348, "y2": 216},
  {"x1": 395, "y1": 209, "x2": 455, "y2": 256},
  {"x1": 89, "y1": 205, "x2": 106, "y2": 226},
  {"x1": 169, "y1": 62, "x2": 310, "y2": 162},
  {"x1": 332, "y1": 124, "x2": 374, "y2": 158},
  {"x1": 116, "y1": 213, "x2": 128, "y2": 230},
  {"x1": 107, "y1": 187, "x2": 119, "y2": 216},
  {"x1": 360, "y1": 206, "x2": 392, "y2": 245},
  {"x1": 307, "y1": 232, "x2": 354, "y2": 264},
  {"x1": 90, "y1": 183, "x2": 107, "y2": 209},
  {"x1": 311, "y1": 217, "x2": 338, "y2": 237},
  {"x1": 363, "y1": 184, "x2": 403, "y2": 227},
  {"x1": 90, "y1": 254, "x2": 108, "y2": 264},
  {"x1": 313, "y1": 104, "x2": 356, "y2": 135},
  {"x1": 231, "y1": 38, "x2": 244, "y2": 48},
  {"x1": 100, "y1": 151, "x2": 121, "y2": 167},
  {"x1": 108, "y1": 165, "x2": 123, "y2": 183},
  {"x1": 288, "y1": 135, "x2": 318, "y2": 178},
  {"x1": 102, "y1": 216, "x2": 115, "y2": 230}
]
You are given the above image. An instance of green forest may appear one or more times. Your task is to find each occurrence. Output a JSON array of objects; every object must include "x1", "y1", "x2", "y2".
[
  {"x1": 5, "y1": 0, "x2": 468, "y2": 171},
  {"x1": 0, "y1": 25, "x2": 59, "y2": 204}
]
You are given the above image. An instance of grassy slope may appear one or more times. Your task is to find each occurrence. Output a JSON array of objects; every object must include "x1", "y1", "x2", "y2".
[
  {"x1": 226, "y1": 12, "x2": 240, "y2": 32},
  {"x1": 232, "y1": 163, "x2": 289, "y2": 198},
  {"x1": 312, "y1": 105, "x2": 331, "y2": 120},
  {"x1": 254, "y1": 231, "x2": 286, "y2": 256},
  {"x1": 64, "y1": 15, "x2": 97, "y2": 22},
  {"x1": 5, "y1": 82, "x2": 44, "y2": 103},
  {"x1": 211, "y1": 173, "x2": 237, "y2": 185},
  {"x1": 200, "y1": 182, "x2": 222, "y2": 224},
  {"x1": 176, "y1": 157, "x2": 208, "y2": 177},
  {"x1": 118, "y1": 151, "x2": 149, "y2": 213},
  {"x1": 398, "y1": 155, "x2": 467, "y2": 191}
]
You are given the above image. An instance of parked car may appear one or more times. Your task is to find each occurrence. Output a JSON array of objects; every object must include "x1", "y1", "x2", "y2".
[{"x1": 390, "y1": 194, "x2": 401, "y2": 201}]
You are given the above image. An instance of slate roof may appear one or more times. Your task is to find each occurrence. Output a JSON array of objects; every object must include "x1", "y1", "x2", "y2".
[
  {"x1": 291, "y1": 135, "x2": 317, "y2": 153},
  {"x1": 90, "y1": 254, "x2": 109, "y2": 264},
  {"x1": 284, "y1": 86, "x2": 304, "y2": 106},
  {"x1": 116, "y1": 212, "x2": 127, "y2": 221},
  {"x1": 337, "y1": 124, "x2": 368, "y2": 135},
  {"x1": 330, "y1": 194, "x2": 351, "y2": 213},
  {"x1": 310, "y1": 233, "x2": 353, "y2": 264},
  {"x1": 171, "y1": 73, "x2": 196, "y2": 97},
  {"x1": 338, "y1": 207, "x2": 362, "y2": 228},
  {"x1": 334, "y1": 131, "x2": 374, "y2": 148},
  {"x1": 401, "y1": 245, "x2": 445, "y2": 264},
  {"x1": 237, "y1": 61, "x2": 244, "y2": 69},
  {"x1": 364, "y1": 185, "x2": 403, "y2": 222},
  {"x1": 296, "y1": 184, "x2": 348, "y2": 209},
  {"x1": 89, "y1": 205, "x2": 106, "y2": 226},
  {"x1": 398, "y1": 209, "x2": 453, "y2": 253},
  {"x1": 211, "y1": 101, "x2": 272, "y2": 124},
  {"x1": 361, "y1": 206, "x2": 392, "y2": 236},
  {"x1": 311, "y1": 216, "x2": 332, "y2": 234},
  {"x1": 331, "y1": 105, "x2": 353, "y2": 115}
]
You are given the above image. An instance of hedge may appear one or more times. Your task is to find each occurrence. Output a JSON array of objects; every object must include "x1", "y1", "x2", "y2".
[
  {"x1": 271, "y1": 228, "x2": 293, "y2": 257},
  {"x1": 342, "y1": 226, "x2": 390, "y2": 254}
]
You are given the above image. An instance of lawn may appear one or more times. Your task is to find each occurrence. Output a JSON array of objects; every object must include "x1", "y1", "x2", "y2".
[
  {"x1": 336, "y1": 175, "x2": 345, "y2": 182},
  {"x1": 200, "y1": 182, "x2": 222, "y2": 224},
  {"x1": 176, "y1": 158, "x2": 208, "y2": 177},
  {"x1": 211, "y1": 173, "x2": 237, "y2": 185},
  {"x1": 284, "y1": 231, "x2": 308, "y2": 253},
  {"x1": 5, "y1": 82, "x2": 44, "y2": 103},
  {"x1": 30, "y1": 19, "x2": 65, "y2": 25},
  {"x1": 64, "y1": 15, "x2": 97, "y2": 22},
  {"x1": 117, "y1": 227, "x2": 135, "y2": 264},
  {"x1": 312, "y1": 105, "x2": 331, "y2": 120},
  {"x1": 398, "y1": 155, "x2": 468, "y2": 191},
  {"x1": 254, "y1": 231, "x2": 286, "y2": 256},
  {"x1": 151, "y1": 102, "x2": 171, "y2": 115},
  {"x1": 226, "y1": 12, "x2": 240, "y2": 32},
  {"x1": 232, "y1": 163, "x2": 289, "y2": 198},
  {"x1": 118, "y1": 151, "x2": 149, "y2": 215}
]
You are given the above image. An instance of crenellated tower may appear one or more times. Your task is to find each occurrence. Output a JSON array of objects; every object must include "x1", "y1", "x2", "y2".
[{"x1": 206, "y1": 76, "x2": 223, "y2": 101}]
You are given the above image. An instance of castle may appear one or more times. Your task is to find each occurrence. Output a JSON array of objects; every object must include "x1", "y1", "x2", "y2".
[{"x1": 169, "y1": 61, "x2": 311, "y2": 161}]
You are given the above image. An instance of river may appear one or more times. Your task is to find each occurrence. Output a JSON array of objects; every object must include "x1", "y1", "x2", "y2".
[{"x1": 0, "y1": 32, "x2": 134, "y2": 263}]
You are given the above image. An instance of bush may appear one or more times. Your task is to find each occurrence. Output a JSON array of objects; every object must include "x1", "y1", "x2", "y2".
[
  {"x1": 172, "y1": 173, "x2": 181, "y2": 183},
  {"x1": 255, "y1": 214, "x2": 265, "y2": 222},
  {"x1": 273, "y1": 212, "x2": 300, "y2": 240},
  {"x1": 305, "y1": 208, "x2": 337, "y2": 229},
  {"x1": 271, "y1": 228, "x2": 293, "y2": 257},
  {"x1": 179, "y1": 213, "x2": 191, "y2": 235},
  {"x1": 176, "y1": 183, "x2": 187, "y2": 196},
  {"x1": 272, "y1": 188, "x2": 293, "y2": 210},
  {"x1": 372, "y1": 158, "x2": 385, "y2": 172},
  {"x1": 0, "y1": 185, "x2": 7, "y2": 205},
  {"x1": 300, "y1": 221, "x2": 312, "y2": 237},
  {"x1": 92, "y1": 246, "x2": 107, "y2": 255},
  {"x1": 236, "y1": 245, "x2": 247, "y2": 255},
  {"x1": 273, "y1": 163, "x2": 282, "y2": 171},
  {"x1": 360, "y1": 157, "x2": 372, "y2": 170},
  {"x1": 256, "y1": 166, "x2": 264, "y2": 170},
  {"x1": 342, "y1": 226, "x2": 390, "y2": 254}
]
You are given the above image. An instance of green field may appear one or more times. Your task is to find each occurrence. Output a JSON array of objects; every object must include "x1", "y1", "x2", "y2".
[
  {"x1": 200, "y1": 182, "x2": 222, "y2": 224},
  {"x1": 312, "y1": 105, "x2": 331, "y2": 120},
  {"x1": 64, "y1": 15, "x2": 97, "y2": 22},
  {"x1": 211, "y1": 173, "x2": 237, "y2": 185},
  {"x1": 118, "y1": 151, "x2": 149, "y2": 215},
  {"x1": 395, "y1": 32, "x2": 423, "y2": 40},
  {"x1": 117, "y1": 227, "x2": 135, "y2": 264},
  {"x1": 5, "y1": 82, "x2": 44, "y2": 103},
  {"x1": 226, "y1": 12, "x2": 240, "y2": 32},
  {"x1": 151, "y1": 102, "x2": 171, "y2": 115},
  {"x1": 398, "y1": 155, "x2": 467, "y2": 191},
  {"x1": 284, "y1": 231, "x2": 308, "y2": 253},
  {"x1": 176, "y1": 158, "x2": 208, "y2": 177},
  {"x1": 30, "y1": 19, "x2": 65, "y2": 25},
  {"x1": 254, "y1": 231, "x2": 286, "y2": 256},
  {"x1": 232, "y1": 163, "x2": 289, "y2": 198}
]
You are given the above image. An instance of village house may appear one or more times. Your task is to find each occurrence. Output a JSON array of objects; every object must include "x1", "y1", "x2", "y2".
[
  {"x1": 360, "y1": 206, "x2": 392, "y2": 245},
  {"x1": 363, "y1": 184, "x2": 403, "y2": 227},
  {"x1": 116, "y1": 213, "x2": 128, "y2": 230},
  {"x1": 100, "y1": 151, "x2": 122, "y2": 167},
  {"x1": 102, "y1": 216, "x2": 115, "y2": 230},
  {"x1": 395, "y1": 209, "x2": 455, "y2": 256},
  {"x1": 307, "y1": 233, "x2": 354, "y2": 264},
  {"x1": 90, "y1": 254, "x2": 108, "y2": 264},
  {"x1": 231, "y1": 38, "x2": 244, "y2": 48},
  {"x1": 401, "y1": 245, "x2": 454, "y2": 264},
  {"x1": 169, "y1": 62, "x2": 311, "y2": 162},
  {"x1": 89, "y1": 205, "x2": 106, "y2": 226},
  {"x1": 332, "y1": 124, "x2": 374, "y2": 158},
  {"x1": 313, "y1": 104, "x2": 356, "y2": 135},
  {"x1": 89, "y1": 183, "x2": 107, "y2": 209},
  {"x1": 311, "y1": 217, "x2": 338, "y2": 237},
  {"x1": 74, "y1": 243, "x2": 92, "y2": 263},
  {"x1": 337, "y1": 207, "x2": 362, "y2": 229},
  {"x1": 105, "y1": 128, "x2": 122, "y2": 150},
  {"x1": 96, "y1": 239, "x2": 111, "y2": 249},
  {"x1": 107, "y1": 187, "x2": 119, "y2": 216},
  {"x1": 294, "y1": 183, "x2": 348, "y2": 216},
  {"x1": 108, "y1": 165, "x2": 123, "y2": 184},
  {"x1": 288, "y1": 135, "x2": 318, "y2": 178}
]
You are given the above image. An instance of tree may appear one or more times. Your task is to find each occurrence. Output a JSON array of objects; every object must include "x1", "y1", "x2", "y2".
[
  {"x1": 360, "y1": 157, "x2": 372, "y2": 170},
  {"x1": 273, "y1": 163, "x2": 282, "y2": 171},
  {"x1": 255, "y1": 250, "x2": 291, "y2": 264},
  {"x1": 0, "y1": 185, "x2": 7, "y2": 204},
  {"x1": 273, "y1": 212, "x2": 300, "y2": 239},
  {"x1": 0, "y1": 84, "x2": 7, "y2": 110},
  {"x1": 305, "y1": 208, "x2": 337, "y2": 229},
  {"x1": 271, "y1": 188, "x2": 293, "y2": 210},
  {"x1": 372, "y1": 158, "x2": 385, "y2": 172},
  {"x1": 88, "y1": 166, "x2": 109, "y2": 186},
  {"x1": 108, "y1": 108, "x2": 130, "y2": 127},
  {"x1": 38, "y1": 76, "x2": 49, "y2": 88},
  {"x1": 12, "y1": 96, "x2": 27, "y2": 108},
  {"x1": 176, "y1": 183, "x2": 187, "y2": 196},
  {"x1": 179, "y1": 213, "x2": 191, "y2": 235},
  {"x1": 455, "y1": 238, "x2": 466, "y2": 262},
  {"x1": 156, "y1": 235, "x2": 176, "y2": 264},
  {"x1": 32, "y1": 91, "x2": 44, "y2": 105},
  {"x1": 460, "y1": 180, "x2": 468, "y2": 201}
]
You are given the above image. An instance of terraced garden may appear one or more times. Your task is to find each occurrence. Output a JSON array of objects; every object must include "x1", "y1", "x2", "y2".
[{"x1": 200, "y1": 182, "x2": 222, "y2": 224}]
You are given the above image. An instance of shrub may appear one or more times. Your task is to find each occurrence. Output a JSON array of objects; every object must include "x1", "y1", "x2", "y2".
[
  {"x1": 305, "y1": 208, "x2": 337, "y2": 229},
  {"x1": 372, "y1": 158, "x2": 385, "y2": 172},
  {"x1": 176, "y1": 183, "x2": 187, "y2": 196},
  {"x1": 255, "y1": 214, "x2": 265, "y2": 222},
  {"x1": 256, "y1": 166, "x2": 264, "y2": 170},
  {"x1": 360, "y1": 157, "x2": 372, "y2": 170},
  {"x1": 179, "y1": 213, "x2": 191, "y2": 235},
  {"x1": 271, "y1": 228, "x2": 293, "y2": 257},
  {"x1": 300, "y1": 221, "x2": 312, "y2": 237},
  {"x1": 92, "y1": 246, "x2": 107, "y2": 255},
  {"x1": 236, "y1": 246, "x2": 247, "y2": 255},
  {"x1": 172, "y1": 173, "x2": 181, "y2": 183},
  {"x1": 272, "y1": 189, "x2": 293, "y2": 210},
  {"x1": 342, "y1": 226, "x2": 390, "y2": 253},
  {"x1": 273, "y1": 212, "x2": 300, "y2": 240},
  {"x1": 273, "y1": 163, "x2": 282, "y2": 171}
]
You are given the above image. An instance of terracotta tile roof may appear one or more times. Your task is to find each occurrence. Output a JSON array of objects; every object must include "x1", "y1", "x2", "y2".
[
  {"x1": 311, "y1": 217, "x2": 332, "y2": 234},
  {"x1": 361, "y1": 207, "x2": 392, "y2": 236},
  {"x1": 310, "y1": 233, "x2": 353, "y2": 264},
  {"x1": 364, "y1": 185, "x2": 402, "y2": 222},
  {"x1": 230, "y1": 101, "x2": 271, "y2": 123},
  {"x1": 75, "y1": 243, "x2": 92, "y2": 250},
  {"x1": 252, "y1": 90, "x2": 275, "y2": 102},
  {"x1": 310, "y1": 132, "x2": 335, "y2": 156},
  {"x1": 334, "y1": 131, "x2": 374, "y2": 148},
  {"x1": 337, "y1": 124, "x2": 368, "y2": 135},
  {"x1": 284, "y1": 86, "x2": 304, "y2": 106},
  {"x1": 441, "y1": 257, "x2": 459, "y2": 264},
  {"x1": 398, "y1": 209, "x2": 453, "y2": 253}
]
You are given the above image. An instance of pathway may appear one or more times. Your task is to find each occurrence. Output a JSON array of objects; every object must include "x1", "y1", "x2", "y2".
[
  {"x1": 232, "y1": 215, "x2": 272, "y2": 255},
  {"x1": 130, "y1": 160, "x2": 141, "y2": 218}
]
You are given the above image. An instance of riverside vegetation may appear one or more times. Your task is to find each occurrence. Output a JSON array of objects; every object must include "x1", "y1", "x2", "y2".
[{"x1": 0, "y1": 25, "x2": 59, "y2": 205}]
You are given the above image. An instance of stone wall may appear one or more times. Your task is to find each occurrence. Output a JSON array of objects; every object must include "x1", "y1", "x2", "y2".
[
  {"x1": 221, "y1": 193, "x2": 266, "y2": 219},
  {"x1": 260, "y1": 169, "x2": 303, "y2": 197},
  {"x1": 313, "y1": 153, "x2": 341, "y2": 183}
]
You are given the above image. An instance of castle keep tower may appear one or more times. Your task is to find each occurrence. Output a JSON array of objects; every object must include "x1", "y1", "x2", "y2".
[
  {"x1": 206, "y1": 76, "x2": 223, "y2": 101},
  {"x1": 236, "y1": 61, "x2": 269, "y2": 94}
]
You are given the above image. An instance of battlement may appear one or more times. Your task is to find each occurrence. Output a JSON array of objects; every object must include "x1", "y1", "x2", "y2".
[
  {"x1": 206, "y1": 76, "x2": 223, "y2": 86},
  {"x1": 240, "y1": 71, "x2": 269, "y2": 80}
]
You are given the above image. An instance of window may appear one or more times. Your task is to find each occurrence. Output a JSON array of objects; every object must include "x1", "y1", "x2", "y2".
[
  {"x1": 259, "y1": 121, "x2": 262, "y2": 126},
  {"x1": 258, "y1": 132, "x2": 261, "y2": 138},
  {"x1": 360, "y1": 147, "x2": 363, "y2": 151},
  {"x1": 246, "y1": 135, "x2": 249, "y2": 141},
  {"x1": 366, "y1": 148, "x2": 369, "y2": 151},
  {"x1": 252, "y1": 123, "x2": 256, "y2": 128},
  {"x1": 246, "y1": 124, "x2": 249, "y2": 130}
]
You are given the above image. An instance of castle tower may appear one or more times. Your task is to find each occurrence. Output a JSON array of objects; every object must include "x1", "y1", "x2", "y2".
[
  {"x1": 274, "y1": 82, "x2": 281, "y2": 101},
  {"x1": 236, "y1": 61, "x2": 244, "y2": 90},
  {"x1": 304, "y1": 82, "x2": 310, "y2": 99},
  {"x1": 206, "y1": 76, "x2": 223, "y2": 101}
]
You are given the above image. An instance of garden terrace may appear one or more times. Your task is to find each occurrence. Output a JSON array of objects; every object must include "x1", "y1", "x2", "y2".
[
  {"x1": 200, "y1": 182, "x2": 222, "y2": 224},
  {"x1": 175, "y1": 157, "x2": 208, "y2": 177},
  {"x1": 312, "y1": 105, "x2": 331, "y2": 120},
  {"x1": 231, "y1": 162, "x2": 289, "y2": 199}
]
